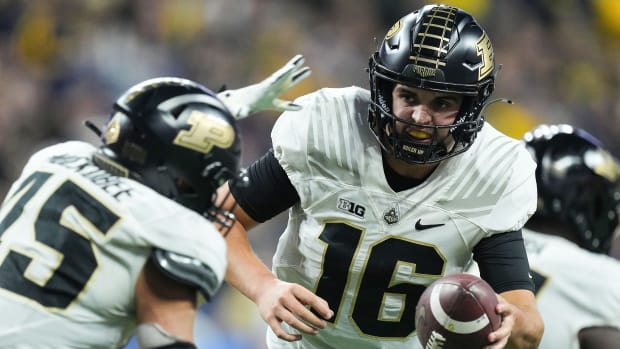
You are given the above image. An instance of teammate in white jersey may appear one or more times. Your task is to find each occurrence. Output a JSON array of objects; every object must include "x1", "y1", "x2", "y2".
[
  {"x1": 0, "y1": 77, "x2": 239, "y2": 349},
  {"x1": 0, "y1": 54, "x2": 312, "y2": 349},
  {"x1": 216, "y1": 5, "x2": 543, "y2": 349},
  {"x1": 522, "y1": 124, "x2": 620, "y2": 349}
]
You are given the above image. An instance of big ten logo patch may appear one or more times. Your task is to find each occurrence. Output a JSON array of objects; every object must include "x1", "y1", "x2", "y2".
[{"x1": 337, "y1": 198, "x2": 366, "y2": 218}]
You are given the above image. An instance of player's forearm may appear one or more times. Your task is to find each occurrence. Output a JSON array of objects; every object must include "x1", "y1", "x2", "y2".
[
  {"x1": 217, "y1": 182, "x2": 275, "y2": 301},
  {"x1": 224, "y1": 223, "x2": 277, "y2": 303}
]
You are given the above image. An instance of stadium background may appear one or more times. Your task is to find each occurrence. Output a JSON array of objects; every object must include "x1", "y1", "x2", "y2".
[{"x1": 0, "y1": 0, "x2": 619, "y2": 348}]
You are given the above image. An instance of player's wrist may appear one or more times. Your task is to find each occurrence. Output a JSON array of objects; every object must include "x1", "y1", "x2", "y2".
[
  {"x1": 506, "y1": 303, "x2": 544, "y2": 349},
  {"x1": 246, "y1": 272, "x2": 280, "y2": 303}
]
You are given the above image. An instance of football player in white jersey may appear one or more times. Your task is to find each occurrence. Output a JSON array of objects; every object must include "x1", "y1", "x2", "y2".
[
  {"x1": 216, "y1": 4, "x2": 543, "y2": 349},
  {"x1": 522, "y1": 124, "x2": 620, "y2": 349},
  {"x1": 0, "y1": 54, "x2": 311, "y2": 349}
]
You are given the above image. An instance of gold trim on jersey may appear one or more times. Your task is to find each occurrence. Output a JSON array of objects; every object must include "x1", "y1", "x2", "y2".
[
  {"x1": 0, "y1": 171, "x2": 123, "y2": 313},
  {"x1": 378, "y1": 292, "x2": 406, "y2": 322},
  {"x1": 312, "y1": 219, "x2": 366, "y2": 330},
  {"x1": 349, "y1": 235, "x2": 447, "y2": 339},
  {"x1": 53, "y1": 177, "x2": 123, "y2": 313}
]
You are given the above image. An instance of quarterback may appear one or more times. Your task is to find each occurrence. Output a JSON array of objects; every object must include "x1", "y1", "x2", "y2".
[{"x1": 218, "y1": 4, "x2": 543, "y2": 349}]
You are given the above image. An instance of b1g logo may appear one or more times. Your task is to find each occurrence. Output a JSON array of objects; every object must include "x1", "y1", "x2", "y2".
[{"x1": 337, "y1": 198, "x2": 366, "y2": 218}]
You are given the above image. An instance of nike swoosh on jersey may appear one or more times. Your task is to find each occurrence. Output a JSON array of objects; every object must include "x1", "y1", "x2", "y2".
[{"x1": 415, "y1": 219, "x2": 445, "y2": 230}]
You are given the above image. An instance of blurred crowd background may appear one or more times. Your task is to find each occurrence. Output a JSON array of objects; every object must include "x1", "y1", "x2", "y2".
[{"x1": 1, "y1": 0, "x2": 619, "y2": 348}]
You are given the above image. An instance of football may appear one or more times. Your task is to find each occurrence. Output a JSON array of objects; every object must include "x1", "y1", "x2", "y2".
[{"x1": 415, "y1": 273, "x2": 501, "y2": 349}]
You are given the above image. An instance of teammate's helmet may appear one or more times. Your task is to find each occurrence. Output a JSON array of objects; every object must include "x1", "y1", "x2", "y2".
[
  {"x1": 99, "y1": 77, "x2": 241, "y2": 217},
  {"x1": 523, "y1": 124, "x2": 620, "y2": 253},
  {"x1": 368, "y1": 4, "x2": 496, "y2": 164}
]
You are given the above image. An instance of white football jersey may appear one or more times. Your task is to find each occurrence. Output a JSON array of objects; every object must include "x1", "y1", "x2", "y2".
[
  {"x1": 0, "y1": 141, "x2": 227, "y2": 349},
  {"x1": 523, "y1": 229, "x2": 620, "y2": 349},
  {"x1": 266, "y1": 87, "x2": 537, "y2": 349}
]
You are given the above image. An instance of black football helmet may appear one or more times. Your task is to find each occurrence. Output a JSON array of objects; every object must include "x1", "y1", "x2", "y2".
[
  {"x1": 523, "y1": 124, "x2": 620, "y2": 253},
  {"x1": 96, "y1": 77, "x2": 241, "y2": 220},
  {"x1": 368, "y1": 4, "x2": 496, "y2": 164}
]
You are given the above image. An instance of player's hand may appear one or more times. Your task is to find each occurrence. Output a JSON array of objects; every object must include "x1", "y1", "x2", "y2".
[
  {"x1": 217, "y1": 54, "x2": 311, "y2": 120},
  {"x1": 484, "y1": 295, "x2": 515, "y2": 349},
  {"x1": 255, "y1": 278, "x2": 333, "y2": 342}
]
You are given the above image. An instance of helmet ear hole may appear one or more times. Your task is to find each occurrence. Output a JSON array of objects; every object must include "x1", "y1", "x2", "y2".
[
  {"x1": 104, "y1": 110, "x2": 151, "y2": 168},
  {"x1": 104, "y1": 112, "x2": 134, "y2": 148}
]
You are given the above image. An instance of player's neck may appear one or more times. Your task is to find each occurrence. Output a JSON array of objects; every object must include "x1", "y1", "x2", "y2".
[
  {"x1": 383, "y1": 153, "x2": 438, "y2": 180},
  {"x1": 382, "y1": 153, "x2": 438, "y2": 191}
]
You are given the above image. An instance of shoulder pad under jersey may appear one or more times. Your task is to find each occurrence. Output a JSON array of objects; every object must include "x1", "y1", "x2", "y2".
[{"x1": 151, "y1": 248, "x2": 221, "y2": 301}]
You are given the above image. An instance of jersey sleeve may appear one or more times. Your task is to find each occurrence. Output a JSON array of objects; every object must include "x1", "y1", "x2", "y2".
[
  {"x1": 270, "y1": 87, "x2": 371, "y2": 209},
  {"x1": 271, "y1": 92, "x2": 314, "y2": 185},
  {"x1": 271, "y1": 88, "x2": 340, "y2": 209}
]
